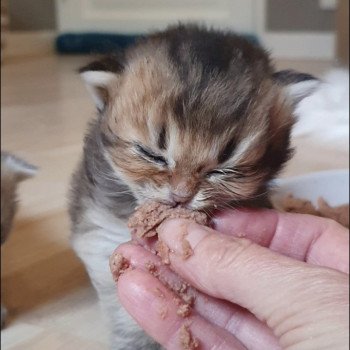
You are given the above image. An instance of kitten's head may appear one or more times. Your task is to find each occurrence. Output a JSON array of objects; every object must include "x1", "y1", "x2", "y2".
[
  {"x1": 1, "y1": 152, "x2": 37, "y2": 244},
  {"x1": 80, "y1": 25, "x2": 318, "y2": 210}
]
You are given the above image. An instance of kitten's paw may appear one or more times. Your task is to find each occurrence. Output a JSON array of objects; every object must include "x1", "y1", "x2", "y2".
[{"x1": 1, "y1": 305, "x2": 7, "y2": 329}]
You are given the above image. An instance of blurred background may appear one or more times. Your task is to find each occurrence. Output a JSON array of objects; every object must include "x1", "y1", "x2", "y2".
[
  {"x1": 2, "y1": 0, "x2": 349, "y2": 64},
  {"x1": 1, "y1": 1, "x2": 349, "y2": 349}
]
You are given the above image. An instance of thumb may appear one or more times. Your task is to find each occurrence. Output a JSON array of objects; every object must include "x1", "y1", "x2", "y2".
[{"x1": 157, "y1": 219, "x2": 348, "y2": 337}]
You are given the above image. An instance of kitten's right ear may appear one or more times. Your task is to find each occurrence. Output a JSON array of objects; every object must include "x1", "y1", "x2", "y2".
[
  {"x1": 79, "y1": 56, "x2": 124, "y2": 112},
  {"x1": 1, "y1": 152, "x2": 37, "y2": 182}
]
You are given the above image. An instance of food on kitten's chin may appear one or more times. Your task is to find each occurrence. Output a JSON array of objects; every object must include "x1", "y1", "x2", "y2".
[
  {"x1": 128, "y1": 202, "x2": 208, "y2": 239},
  {"x1": 109, "y1": 252, "x2": 131, "y2": 282},
  {"x1": 179, "y1": 324, "x2": 199, "y2": 350},
  {"x1": 281, "y1": 194, "x2": 349, "y2": 228}
]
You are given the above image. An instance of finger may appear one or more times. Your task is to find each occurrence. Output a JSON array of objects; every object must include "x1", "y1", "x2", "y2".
[
  {"x1": 118, "y1": 268, "x2": 246, "y2": 350},
  {"x1": 213, "y1": 210, "x2": 349, "y2": 273},
  {"x1": 158, "y1": 219, "x2": 349, "y2": 333},
  {"x1": 114, "y1": 243, "x2": 280, "y2": 350}
]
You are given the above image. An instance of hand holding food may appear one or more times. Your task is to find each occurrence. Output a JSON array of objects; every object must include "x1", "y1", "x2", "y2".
[{"x1": 111, "y1": 208, "x2": 349, "y2": 349}]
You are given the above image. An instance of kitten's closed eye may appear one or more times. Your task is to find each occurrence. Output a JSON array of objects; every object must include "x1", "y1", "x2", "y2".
[
  {"x1": 206, "y1": 169, "x2": 226, "y2": 177},
  {"x1": 206, "y1": 167, "x2": 245, "y2": 178},
  {"x1": 135, "y1": 144, "x2": 168, "y2": 166}
]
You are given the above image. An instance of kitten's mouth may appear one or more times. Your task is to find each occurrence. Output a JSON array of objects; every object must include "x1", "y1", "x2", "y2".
[
  {"x1": 161, "y1": 199, "x2": 220, "y2": 217},
  {"x1": 159, "y1": 200, "x2": 186, "y2": 209}
]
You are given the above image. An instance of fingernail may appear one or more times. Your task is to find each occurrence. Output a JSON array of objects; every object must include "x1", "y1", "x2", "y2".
[
  {"x1": 211, "y1": 210, "x2": 235, "y2": 229},
  {"x1": 158, "y1": 219, "x2": 211, "y2": 257},
  {"x1": 157, "y1": 219, "x2": 188, "y2": 255}
]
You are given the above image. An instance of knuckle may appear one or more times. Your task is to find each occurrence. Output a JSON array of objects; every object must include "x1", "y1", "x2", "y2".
[{"x1": 201, "y1": 235, "x2": 255, "y2": 273}]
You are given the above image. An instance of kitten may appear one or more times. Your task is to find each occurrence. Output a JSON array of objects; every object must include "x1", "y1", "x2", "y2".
[
  {"x1": 69, "y1": 25, "x2": 318, "y2": 349},
  {"x1": 1, "y1": 151, "x2": 37, "y2": 328}
]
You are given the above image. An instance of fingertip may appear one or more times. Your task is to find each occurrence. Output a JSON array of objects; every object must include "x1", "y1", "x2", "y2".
[
  {"x1": 212, "y1": 209, "x2": 278, "y2": 245},
  {"x1": 117, "y1": 269, "x2": 172, "y2": 323},
  {"x1": 117, "y1": 269, "x2": 152, "y2": 301},
  {"x1": 113, "y1": 241, "x2": 139, "y2": 257},
  {"x1": 157, "y1": 218, "x2": 192, "y2": 253},
  {"x1": 117, "y1": 269, "x2": 194, "y2": 347},
  {"x1": 212, "y1": 209, "x2": 251, "y2": 231}
]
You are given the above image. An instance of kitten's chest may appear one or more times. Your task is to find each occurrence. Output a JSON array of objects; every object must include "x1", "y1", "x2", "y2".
[{"x1": 86, "y1": 202, "x2": 130, "y2": 236}]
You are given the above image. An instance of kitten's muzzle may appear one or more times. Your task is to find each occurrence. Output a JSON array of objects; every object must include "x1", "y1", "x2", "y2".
[{"x1": 170, "y1": 192, "x2": 192, "y2": 205}]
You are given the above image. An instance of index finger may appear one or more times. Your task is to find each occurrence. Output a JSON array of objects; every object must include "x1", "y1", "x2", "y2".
[{"x1": 212, "y1": 209, "x2": 349, "y2": 273}]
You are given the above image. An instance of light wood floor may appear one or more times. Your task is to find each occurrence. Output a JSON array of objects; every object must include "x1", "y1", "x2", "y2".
[{"x1": 0, "y1": 50, "x2": 347, "y2": 349}]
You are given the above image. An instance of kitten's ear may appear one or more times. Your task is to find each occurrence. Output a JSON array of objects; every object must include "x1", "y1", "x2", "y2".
[
  {"x1": 79, "y1": 56, "x2": 124, "y2": 112},
  {"x1": 273, "y1": 69, "x2": 320, "y2": 106},
  {"x1": 1, "y1": 152, "x2": 37, "y2": 182}
]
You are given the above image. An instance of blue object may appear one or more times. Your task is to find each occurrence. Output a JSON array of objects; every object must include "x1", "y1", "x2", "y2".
[
  {"x1": 55, "y1": 33, "x2": 141, "y2": 54},
  {"x1": 55, "y1": 32, "x2": 259, "y2": 55}
]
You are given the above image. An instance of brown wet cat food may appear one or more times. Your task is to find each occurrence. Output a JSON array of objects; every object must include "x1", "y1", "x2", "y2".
[
  {"x1": 128, "y1": 202, "x2": 202, "y2": 324},
  {"x1": 181, "y1": 236, "x2": 194, "y2": 259},
  {"x1": 317, "y1": 197, "x2": 349, "y2": 228},
  {"x1": 129, "y1": 201, "x2": 208, "y2": 262},
  {"x1": 128, "y1": 201, "x2": 208, "y2": 238},
  {"x1": 282, "y1": 194, "x2": 349, "y2": 228},
  {"x1": 179, "y1": 324, "x2": 199, "y2": 350},
  {"x1": 177, "y1": 303, "x2": 192, "y2": 318},
  {"x1": 109, "y1": 253, "x2": 131, "y2": 282},
  {"x1": 155, "y1": 239, "x2": 171, "y2": 265}
]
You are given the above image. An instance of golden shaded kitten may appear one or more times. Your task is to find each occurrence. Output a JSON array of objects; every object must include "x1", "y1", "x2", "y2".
[
  {"x1": 69, "y1": 25, "x2": 319, "y2": 349},
  {"x1": 1, "y1": 151, "x2": 37, "y2": 328}
]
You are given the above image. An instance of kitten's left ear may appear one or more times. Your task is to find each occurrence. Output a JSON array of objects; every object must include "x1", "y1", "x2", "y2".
[
  {"x1": 273, "y1": 69, "x2": 320, "y2": 105},
  {"x1": 79, "y1": 56, "x2": 124, "y2": 112}
]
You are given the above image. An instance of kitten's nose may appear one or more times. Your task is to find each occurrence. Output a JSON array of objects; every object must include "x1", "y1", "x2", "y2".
[{"x1": 171, "y1": 192, "x2": 192, "y2": 204}]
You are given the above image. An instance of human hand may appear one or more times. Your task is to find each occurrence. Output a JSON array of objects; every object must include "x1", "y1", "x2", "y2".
[{"x1": 112, "y1": 210, "x2": 349, "y2": 349}]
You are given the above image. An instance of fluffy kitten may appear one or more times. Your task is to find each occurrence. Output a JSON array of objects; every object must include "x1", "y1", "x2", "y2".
[
  {"x1": 69, "y1": 25, "x2": 318, "y2": 349},
  {"x1": 1, "y1": 151, "x2": 37, "y2": 328}
]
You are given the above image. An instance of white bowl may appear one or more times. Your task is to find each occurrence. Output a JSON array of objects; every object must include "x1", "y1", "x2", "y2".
[{"x1": 272, "y1": 169, "x2": 349, "y2": 207}]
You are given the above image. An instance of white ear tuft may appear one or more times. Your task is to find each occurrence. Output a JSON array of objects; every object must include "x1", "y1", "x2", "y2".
[
  {"x1": 285, "y1": 80, "x2": 320, "y2": 105},
  {"x1": 80, "y1": 71, "x2": 117, "y2": 111},
  {"x1": 1, "y1": 152, "x2": 37, "y2": 182},
  {"x1": 273, "y1": 69, "x2": 320, "y2": 106}
]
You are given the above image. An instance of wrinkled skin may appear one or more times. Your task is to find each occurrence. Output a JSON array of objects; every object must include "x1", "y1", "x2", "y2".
[{"x1": 113, "y1": 210, "x2": 349, "y2": 350}]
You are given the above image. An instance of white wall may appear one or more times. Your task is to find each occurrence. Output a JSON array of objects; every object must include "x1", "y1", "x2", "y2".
[
  {"x1": 55, "y1": 0, "x2": 255, "y2": 34},
  {"x1": 55, "y1": 0, "x2": 335, "y2": 59}
]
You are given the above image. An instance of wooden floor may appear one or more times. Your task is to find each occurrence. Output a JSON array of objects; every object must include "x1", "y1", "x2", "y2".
[
  {"x1": 1, "y1": 53, "x2": 110, "y2": 349},
  {"x1": 0, "y1": 49, "x2": 347, "y2": 349}
]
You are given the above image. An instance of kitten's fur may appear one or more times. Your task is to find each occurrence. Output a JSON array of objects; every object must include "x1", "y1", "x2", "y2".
[
  {"x1": 69, "y1": 25, "x2": 318, "y2": 349},
  {"x1": 1, "y1": 151, "x2": 37, "y2": 328}
]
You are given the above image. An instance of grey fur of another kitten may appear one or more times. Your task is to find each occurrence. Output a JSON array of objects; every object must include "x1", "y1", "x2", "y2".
[
  {"x1": 68, "y1": 24, "x2": 319, "y2": 349},
  {"x1": 1, "y1": 151, "x2": 37, "y2": 328}
]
